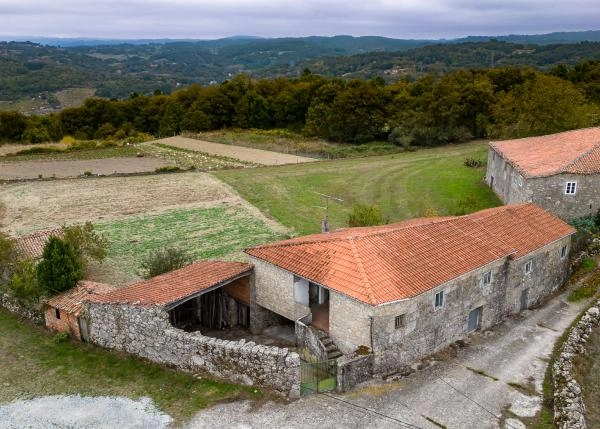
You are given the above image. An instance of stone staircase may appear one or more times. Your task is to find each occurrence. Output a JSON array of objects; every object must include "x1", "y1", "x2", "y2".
[{"x1": 316, "y1": 330, "x2": 343, "y2": 360}]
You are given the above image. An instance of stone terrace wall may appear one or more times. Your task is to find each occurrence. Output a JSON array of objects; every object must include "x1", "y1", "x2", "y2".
[
  {"x1": 0, "y1": 292, "x2": 43, "y2": 325},
  {"x1": 86, "y1": 302, "x2": 301, "y2": 398},
  {"x1": 553, "y1": 299, "x2": 600, "y2": 429}
]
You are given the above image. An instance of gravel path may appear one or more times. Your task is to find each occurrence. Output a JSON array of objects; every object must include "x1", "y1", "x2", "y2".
[
  {"x1": 152, "y1": 136, "x2": 316, "y2": 165},
  {"x1": 0, "y1": 157, "x2": 173, "y2": 180},
  {"x1": 188, "y1": 293, "x2": 587, "y2": 429},
  {"x1": 0, "y1": 395, "x2": 172, "y2": 429}
]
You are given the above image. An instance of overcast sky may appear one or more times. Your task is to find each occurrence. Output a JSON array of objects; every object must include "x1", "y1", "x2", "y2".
[{"x1": 1, "y1": 0, "x2": 599, "y2": 40}]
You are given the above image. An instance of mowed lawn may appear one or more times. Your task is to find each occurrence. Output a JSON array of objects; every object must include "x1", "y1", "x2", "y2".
[
  {"x1": 214, "y1": 141, "x2": 501, "y2": 235},
  {"x1": 92, "y1": 205, "x2": 285, "y2": 284},
  {"x1": 0, "y1": 309, "x2": 257, "y2": 424}
]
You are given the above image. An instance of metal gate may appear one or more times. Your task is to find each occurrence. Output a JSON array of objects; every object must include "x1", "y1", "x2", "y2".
[{"x1": 300, "y1": 359, "x2": 337, "y2": 395}]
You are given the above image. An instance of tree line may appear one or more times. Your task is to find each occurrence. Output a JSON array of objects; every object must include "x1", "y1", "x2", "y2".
[{"x1": 1, "y1": 62, "x2": 599, "y2": 146}]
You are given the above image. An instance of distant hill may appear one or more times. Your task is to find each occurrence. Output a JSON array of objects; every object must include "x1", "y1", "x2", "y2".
[{"x1": 1, "y1": 31, "x2": 600, "y2": 114}]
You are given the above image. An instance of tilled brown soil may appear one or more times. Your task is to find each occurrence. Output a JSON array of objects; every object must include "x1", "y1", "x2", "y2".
[
  {"x1": 0, "y1": 156, "x2": 173, "y2": 180},
  {"x1": 0, "y1": 172, "x2": 255, "y2": 235}
]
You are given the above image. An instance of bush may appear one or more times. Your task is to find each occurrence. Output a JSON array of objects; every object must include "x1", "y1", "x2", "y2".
[
  {"x1": 0, "y1": 231, "x2": 17, "y2": 281},
  {"x1": 7, "y1": 259, "x2": 42, "y2": 303},
  {"x1": 10, "y1": 146, "x2": 64, "y2": 156},
  {"x1": 52, "y1": 332, "x2": 69, "y2": 344},
  {"x1": 37, "y1": 237, "x2": 83, "y2": 295},
  {"x1": 138, "y1": 247, "x2": 192, "y2": 279},
  {"x1": 61, "y1": 222, "x2": 108, "y2": 269},
  {"x1": 348, "y1": 203, "x2": 385, "y2": 227},
  {"x1": 570, "y1": 215, "x2": 597, "y2": 234},
  {"x1": 463, "y1": 157, "x2": 484, "y2": 168},
  {"x1": 155, "y1": 166, "x2": 182, "y2": 173}
]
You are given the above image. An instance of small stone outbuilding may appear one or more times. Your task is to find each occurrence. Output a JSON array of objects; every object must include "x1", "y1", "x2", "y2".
[
  {"x1": 45, "y1": 281, "x2": 116, "y2": 341},
  {"x1": 14, "y1": 228, "x2": 62, "y2": 260},
  {"x1": 486, "y1": 127, "x2": 600, "y2": 220}
]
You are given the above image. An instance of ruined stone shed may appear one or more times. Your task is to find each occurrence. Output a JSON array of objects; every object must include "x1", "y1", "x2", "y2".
[
  {"x1": 83, "y1": 260, "x2": 301, "y2": 397},
  {"x1": 486, "y1": 127, "x2": 600, "y2": 220},
  {"x1": 246, "y1": 203, "x2": 575, "y2": 375},
  {"x1": 45, "y1": 281, "x2": 116, "y2": 341}
]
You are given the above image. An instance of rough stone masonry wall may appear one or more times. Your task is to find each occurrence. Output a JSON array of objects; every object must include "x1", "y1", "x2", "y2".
[
  {"x1": 0, "y1": 292, "x2": 43, "y2": 325},
  {"x1": 86, "y1": 302, "x2": 301, "y2": 398},
  {"x1": 553, "y1": 299, "x2": 600, "y2": 429}
]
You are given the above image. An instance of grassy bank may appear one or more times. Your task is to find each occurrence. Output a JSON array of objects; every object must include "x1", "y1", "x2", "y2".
[
  {"x1": 0, "y1": 309, "x2": 257, "y2": 423},
  {"x1": 214, "y1": 140, "x2": 500, "y2": 235}
]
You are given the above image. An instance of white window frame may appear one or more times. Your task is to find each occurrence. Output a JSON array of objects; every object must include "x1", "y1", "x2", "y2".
[
  {"x1": 482, "y1": 271, "x2": 492, "y2": 287},
  {"x1": 524, "y1": 259, "x2": 533, "y2": 275},
  {"x1": 560, "y1": 245, "x2": 568, "y2": 259},
  {"x1": 565, "y1": 181, "x2": 577, "y2": 195},
  {"x1": 434, "y1": 290, "x2": 445, "y2": 310}
]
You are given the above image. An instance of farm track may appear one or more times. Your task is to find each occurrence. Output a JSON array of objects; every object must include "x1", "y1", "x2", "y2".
[{"x1": 151, "y1": 136, "x2": 317, "y2": 165}]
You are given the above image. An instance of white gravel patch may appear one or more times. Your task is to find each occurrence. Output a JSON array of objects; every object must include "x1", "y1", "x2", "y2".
[{"x1": 0, "y1": 395, "x2": 172, "y2": 429}]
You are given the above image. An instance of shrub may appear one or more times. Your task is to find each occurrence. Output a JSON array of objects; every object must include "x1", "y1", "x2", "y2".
[
  {"x1": 7, "y1": 259, "x2": 42, "y2": 303},
  {"x1": 61, "y1": 222, "x2": 108, "y2": 268},
  {"x1": 10, "y1": 146, "x2": 64, "y2": 156},
  {"x1": 0, "y1": 231, "x2": 17, "y2": 281},
  {"x1": 37, "y1": 237, "x2": 83, "y2": 295},
  {"x1": 348, "y1": 203, "x2": 385, "y2": 227},
  {"x1": 155, "y1": 166, "x2": 182, "y2": 173},
  {"x1": 52, "y1": 332, "x2": 69, "y2": 344},
  {"x1": 463, "y1": 157, "x2": 484, "y2": 168},
  {"x1": 570, "y1": 215, "x2": 597, "y2": 234},
  {"x1": 138, "y1": 247, "x2": 192, "y2": 279}
]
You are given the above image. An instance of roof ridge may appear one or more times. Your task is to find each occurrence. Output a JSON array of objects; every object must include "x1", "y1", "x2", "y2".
[
  {"x1": 561, "y1": 141, "x2": 600, "y2": 172},
  {"x1": 349, "y1": 239, "x2": 375, "y2": 305}
]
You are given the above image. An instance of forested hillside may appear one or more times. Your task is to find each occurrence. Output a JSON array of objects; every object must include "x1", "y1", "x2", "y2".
[
  {"x1": 1, "y1": 62, "x2": 599, "y2": 146},
  {"x1": 1, "y1": 36, "x2": 600, "y2": 105}
]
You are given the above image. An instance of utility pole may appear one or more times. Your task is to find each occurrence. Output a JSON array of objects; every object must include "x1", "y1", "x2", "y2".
[{"x1": 312, "y1": 191, "x2": 343, "y2": 233}]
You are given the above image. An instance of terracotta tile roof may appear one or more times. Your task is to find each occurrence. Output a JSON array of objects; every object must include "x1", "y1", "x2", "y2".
[
  {"x1": 14, "y1": 228, "x2": 63, "y2": 260},
  {"x1": 246, "y1": 204, "x2": 575, "y2": 306},
  {"x1": 46, "y1": 281, "x2": 117, "y2": 317},
  {"x1": 490, "y1": 127, "x2": 600, "y2": 177},
  {"x1": 91, "y1": 260, "x2": 253, "y2": 307}
]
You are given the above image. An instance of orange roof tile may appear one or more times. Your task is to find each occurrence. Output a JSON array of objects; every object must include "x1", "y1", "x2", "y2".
[
  {"x1": 14, "y1": 228, "x2": 63, "y2": 260},
  {"x1": 46, "y1": 281, "x2": 117, "y2": 317},
  {"x1": 91, "y1": 260, "x2": 253, "y2": 307},
  {"x1": 490, "y1": 127, "x2": 600, "y2": 177},
  {"x1": 246, "y1": 204, "x2": 575, "y2": 306}
]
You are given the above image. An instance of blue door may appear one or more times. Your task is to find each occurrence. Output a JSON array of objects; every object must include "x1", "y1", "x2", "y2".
[{"x1": 468, "y1": 307, "x2": 482, "y2": 332}]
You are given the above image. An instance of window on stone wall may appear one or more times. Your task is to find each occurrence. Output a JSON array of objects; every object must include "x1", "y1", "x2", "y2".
[
  {"x1": 524, "y1": 260, "x2": 533, "y2": 275},
  {"x1": 394, "y1": 314, "x2": 405, "y2": 329},
  {"x1": 482, "y1": 271, "x2": 492, "y2": 287},
  {"x1": 565, "y1": 182, "x2": 577, "y2": 195},
  {"x1": 55, "y1": 308, "x2": 60, "y2": 319},
  {"x1": 561, "y1": 245, "x2": 568, "y2": 259},
  {"x1": 434, "y1": 290, "x2": 444, "y2": 310}
]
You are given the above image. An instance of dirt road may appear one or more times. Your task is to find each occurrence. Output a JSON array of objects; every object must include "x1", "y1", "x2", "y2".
[
  {"x1": 152, "y1": 136, "x2": 317, "y2": 165},
  {"x1": 0, "y1": 156, "x2": 173, "y2": 180}
]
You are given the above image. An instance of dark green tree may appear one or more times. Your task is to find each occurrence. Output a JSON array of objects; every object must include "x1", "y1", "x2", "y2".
[{"x1": 36, "y1": 237, "x2": 82, "y2": 295}]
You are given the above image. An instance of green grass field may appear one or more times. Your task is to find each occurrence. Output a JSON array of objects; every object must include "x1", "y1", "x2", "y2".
[
  {"x1": 92, "y1": 205, "x2": 285, "y2": 283},
  {"x1": 0, "y1": 309, "x2": 257, "y2": 423},
  {"x1": 214, "y1": 140, "x2": 501, "y2": 235}
]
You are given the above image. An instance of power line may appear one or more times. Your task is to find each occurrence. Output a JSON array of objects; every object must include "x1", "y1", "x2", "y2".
[
  {"x1": 436, "y1": 376, "x2": 521, "y2": 429},
  {"x1": 303, "y1": 386, "x2": 427, "y2": 429}
]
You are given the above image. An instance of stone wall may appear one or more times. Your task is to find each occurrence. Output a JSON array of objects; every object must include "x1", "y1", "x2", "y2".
[
  {"x1": 0, "y1": 292, "x2": 43, "y2": 325},
  {"x1": 527, "y1": 174, "x2": 600, "y2": 220},
  {"x1": 250, "y1": 257, "x2": 310, "y2": 322},
  {"x1": 295, "y1": 320, "x2": 328, "y2": 362},
  {"x1": 329, "y1": 291, "x2": 373, "y2": 355},
  {"x1": 336, "y1": 354, "x2": 374, "y2": 393},
  {"x1": 486, "y1": 147, "x2": 530, "y2": 204},
  {"x1": 553, "y1": 299, "x2": 600, "y2": 429},
  {"x1": 86, "y1": 302, "x2": 301, "y2": 398}
]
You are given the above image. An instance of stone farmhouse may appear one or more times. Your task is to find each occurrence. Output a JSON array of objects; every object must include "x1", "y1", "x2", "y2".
[
  {"x1": 14, "y1": 228, "x2": 62, "y2": 260},
  {"x1": 246, "y1": 203, "x2": 574, "y2": 375},
  {"x1": 486, "y1": 127, "x2": 600, "y2": 220}
]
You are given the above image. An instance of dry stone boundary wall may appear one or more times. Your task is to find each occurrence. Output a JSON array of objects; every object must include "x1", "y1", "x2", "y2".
[
  {"x1": 553, "y1": 299, "x2": 600, "y2": 429},
  {"x1": 0, "y1": 292, "x2": 44, "y2": 324},
  {"x1": 86, "y1": 302, "x2": 301, "y2": 398}
]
